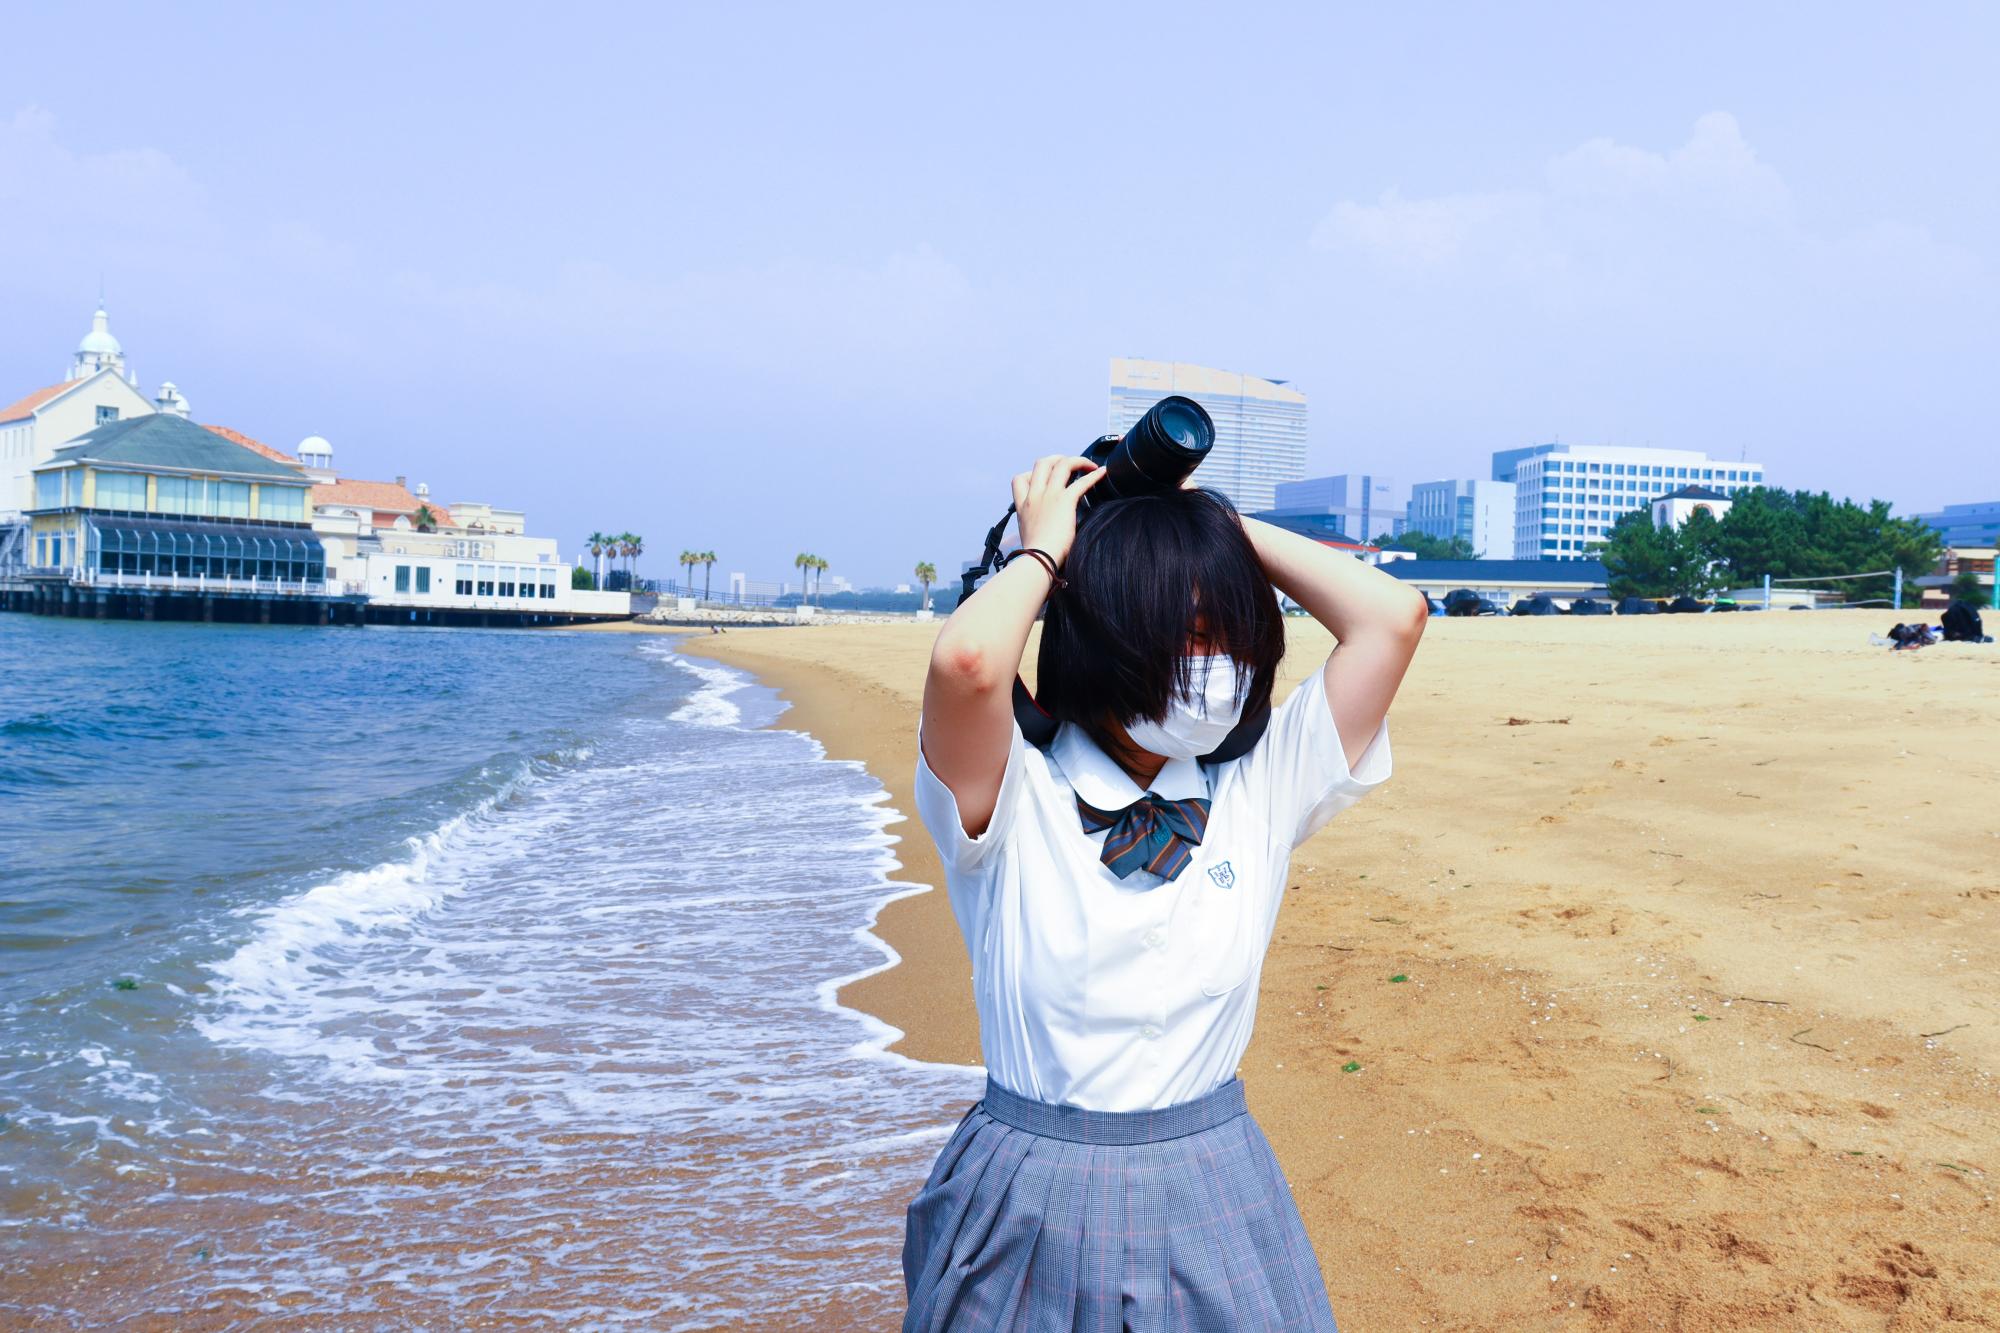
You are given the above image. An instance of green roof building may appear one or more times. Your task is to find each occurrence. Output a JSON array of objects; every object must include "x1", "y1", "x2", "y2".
[{"x1": 8, "y1": 412, "x2": 361, "y2": 623}]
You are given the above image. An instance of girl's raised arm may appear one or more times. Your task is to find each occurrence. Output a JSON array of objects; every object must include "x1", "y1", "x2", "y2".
[
  {"x1": 920, "y1": 456, "x2": 1106, "y2": 836},
  {"x1": 1241, "y1": 516, "x2": 1429, "y2": 768}
]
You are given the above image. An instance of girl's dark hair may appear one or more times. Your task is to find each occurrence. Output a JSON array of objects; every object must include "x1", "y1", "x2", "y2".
[{"x1": 1037, "y1": 487, "x2": 1285, "y2": 755}]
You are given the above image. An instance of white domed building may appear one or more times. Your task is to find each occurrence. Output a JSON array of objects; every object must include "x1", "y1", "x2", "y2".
[
  {"x1": 1, "y1": 303, "x2": 157, "y2": 521},
  {"x1": 69, "y1": 301, "x2": 134, "y2": 384}
]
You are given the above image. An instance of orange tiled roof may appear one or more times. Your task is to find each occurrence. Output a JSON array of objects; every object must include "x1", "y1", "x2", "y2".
[
  {"x1": 204, "y1": 424, "x2": 303, "y2": 469},
  {"x1": 311, "y1": 477, "x2": 453, "y2": 529},
  {"x1": 0, "y1": 382, "x2": 72, "y2": 424}
]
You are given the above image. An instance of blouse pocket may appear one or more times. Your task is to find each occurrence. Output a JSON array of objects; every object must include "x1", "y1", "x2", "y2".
[{"x1": 1186, "y1": 869, "x2": 1256, "y2": 997}]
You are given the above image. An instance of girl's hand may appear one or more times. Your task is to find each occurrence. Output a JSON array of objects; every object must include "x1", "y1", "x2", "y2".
[{"x1": 1012, "y1": 455, "x2": 1107, "y2": 564}]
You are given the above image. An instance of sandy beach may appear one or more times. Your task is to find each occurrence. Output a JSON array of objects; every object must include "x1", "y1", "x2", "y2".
[{"x1": 685, "y1": 613, "x2": 2000, "y2": 1331}]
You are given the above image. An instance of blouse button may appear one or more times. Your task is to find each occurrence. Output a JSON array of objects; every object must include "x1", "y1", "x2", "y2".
[
  {"x1": 1143, "y1": 929, "x2": 1164, "y2": 950},
  {"x1": 1140, "y1": 1023, "x2": 1161, "y2": 1040}
]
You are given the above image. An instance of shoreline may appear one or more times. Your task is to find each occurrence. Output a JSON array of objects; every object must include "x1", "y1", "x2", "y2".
[
  {"x1": 679, "y1": 628, "x2": 984, "y2": 1065},
  {"x1": 681, "y1": 617, "x2": 2000, "y2": 1328}
]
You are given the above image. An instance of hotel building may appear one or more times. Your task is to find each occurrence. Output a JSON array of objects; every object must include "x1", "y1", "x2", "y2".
[
  {"x1": 1108, "y1": 359, "x2": 1307, "y2": 514},
  {"x1": 1492, "y1": 443, "x2": 1767, "y2": 560},
  {"x1": 1406, "y1": 478, "x2": 1516, "y2": 558}
]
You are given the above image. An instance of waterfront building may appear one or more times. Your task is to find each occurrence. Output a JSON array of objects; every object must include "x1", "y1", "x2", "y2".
[
  {"x1": 299, "y1": 436, "x2": 628, "y2": 624},
  {"x1": 1263, "y1": 474, "x2": 1405, "y2": 543},
  {"x1": 1912, "y1": 501, "x2": 2000, "y2": 548},
  {"x1": 2, "y1": 412, "x2": 355, "y2": 622},
  {"x1": 1380, "y1": 557, "x2": 1610, "y2": 604},
  {"x1": 1108, "y1": 359, "x2": 1307, "y2": 514},
  {"x1": 1, "y1": 303, "x2": 160, "y2": 520},
  {"x1": 1407, "y1": 478, "x2": 1516, "y2": 557},
  {"x1": 0, "y1": 303, "x2": 627, "y2": 625},
  {"x1": 1492, "y1": 443, "x2": 1767, "y2": 560}
]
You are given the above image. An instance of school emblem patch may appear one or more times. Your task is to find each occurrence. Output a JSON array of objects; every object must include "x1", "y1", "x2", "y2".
[{"x1": 1207, "y1": 860, "x2": 1236, "y2": 890}]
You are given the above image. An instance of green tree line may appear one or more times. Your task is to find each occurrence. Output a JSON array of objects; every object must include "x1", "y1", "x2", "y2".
[{"x1": 1601, "y1": 488, "x2": 1941, "y2": 605}]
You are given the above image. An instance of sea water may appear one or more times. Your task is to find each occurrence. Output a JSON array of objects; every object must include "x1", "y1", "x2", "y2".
[{"x1": 0, "y1": 616, "x2": 980, "y2": 1328}]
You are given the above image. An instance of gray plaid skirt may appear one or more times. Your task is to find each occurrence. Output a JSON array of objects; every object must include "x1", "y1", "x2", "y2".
[{"x1": 902, "y1": 1077, "x2": 1338, "y2": 1331}]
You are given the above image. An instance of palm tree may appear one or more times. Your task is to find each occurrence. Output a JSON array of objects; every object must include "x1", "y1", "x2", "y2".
[
  {"x1": 793, "y1": 552, "x2": 813, "y2": 605},
  {"x1": 587, "y1": 531, "x2": 608, "y2": 584},
  {"x1": 914, "y1": 560, "x2": 936, "y2": 612},
  {"x1": 812, "y1": 555, "x2": 829, "y2": 604},
  {"x1": 628, "y1": 534, "x2": 644, "y2": 587},
  {"x1": 680, "y1": 548, "x2": 698, "y2": 594},
  {"x1": 414, "y1": 503, "x2": 438, "y2": 533},
  {"x1": 700, "y1": 550, "x2": 717, "y2": 601}
]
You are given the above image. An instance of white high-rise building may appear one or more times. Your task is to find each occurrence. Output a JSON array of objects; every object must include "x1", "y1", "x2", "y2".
[
  {"x1": 1108, "y1": 359, "x2": 1306, "y2": 514},
  {"x1": 1492, "y1": 443, "x2": 1768, "y2": 560},
  {"x1": 1407, "y1": 478, "x2": 1516, "y2": 558}
]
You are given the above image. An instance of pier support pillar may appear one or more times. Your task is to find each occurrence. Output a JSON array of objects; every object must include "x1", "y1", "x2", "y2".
[
  {"x1": 259, "y1": 601, "x2": 272, "y2": 625},
  {"x1": 316, "y1": 603, "x2": 329, "y2": 626},
  {"x1": 202, "y1": 597, "x2": 215, "y2": 623},
  {"x1": 94, "y1": 594, "x2": 107, "y2": 619},
  {"x1": 141, "y1": 596, "x2": 156, "y2": 620}
]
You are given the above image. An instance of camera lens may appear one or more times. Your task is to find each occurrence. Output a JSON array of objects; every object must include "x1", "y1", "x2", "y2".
[
  {"x1": 1151, "y1": 399, "x2": 1208, "y2": 453},
  {"x1": 1095, "y1": 395, "x2": 1214, "y2": 502}
]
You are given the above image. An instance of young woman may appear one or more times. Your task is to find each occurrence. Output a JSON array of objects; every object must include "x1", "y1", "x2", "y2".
[{"x1": 905, "y1": 454, "x2": 1427, "y2": 1331}]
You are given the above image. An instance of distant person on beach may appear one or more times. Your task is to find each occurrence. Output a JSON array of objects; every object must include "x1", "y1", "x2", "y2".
[{"x1": 905, "y1": 455, "x2": 1426, "y2": 1330}]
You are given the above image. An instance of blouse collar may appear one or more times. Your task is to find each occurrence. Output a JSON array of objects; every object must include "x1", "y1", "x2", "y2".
[{"x1": 1050, "y1": 721, "x2": 1209, "y2": 810}]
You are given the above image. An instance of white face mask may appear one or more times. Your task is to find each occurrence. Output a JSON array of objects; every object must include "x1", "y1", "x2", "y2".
[{"x1": 1122, "y1": 654, "x2": 1247, "y2": 761}]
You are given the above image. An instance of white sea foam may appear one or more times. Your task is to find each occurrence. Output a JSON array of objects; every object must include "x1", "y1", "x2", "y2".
[
  {"x1": 660, "y1": 652, "x2": 754, "y2": 727},
  {"x1": 170, "y1": 647, "x2": 980, "y2": 1326}
]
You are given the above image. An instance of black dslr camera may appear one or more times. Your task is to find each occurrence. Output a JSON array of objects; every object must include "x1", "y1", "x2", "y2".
[
  {"x1": 958, "y1": 394, "x2": 1216, "y2": 600},
  {"x1": 957, "y1": 395, "x2": 1270, "y2": 763}
]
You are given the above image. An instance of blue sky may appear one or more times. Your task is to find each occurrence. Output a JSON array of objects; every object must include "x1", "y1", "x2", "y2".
[{"x1": 2, "y1": 3, "x2": 1992, "y2": 585}]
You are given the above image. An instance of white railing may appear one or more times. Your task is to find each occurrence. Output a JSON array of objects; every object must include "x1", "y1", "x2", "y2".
[{"x1": 79, "y1": 569, "x2": 335, "y2": 597}]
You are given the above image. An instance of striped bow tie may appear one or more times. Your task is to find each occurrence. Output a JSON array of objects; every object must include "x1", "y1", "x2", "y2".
[{"x1": 1076, "y1": 792, "x2": 1211, "y2": 882}]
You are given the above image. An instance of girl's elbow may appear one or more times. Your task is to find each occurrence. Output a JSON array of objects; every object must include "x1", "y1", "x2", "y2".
[
  {"x1": 1400, "y1": 586, "x2": 1432, "y2": 638},
  {"x1": 930, "y1": 635, "x2": 1005, "y2": 696}
]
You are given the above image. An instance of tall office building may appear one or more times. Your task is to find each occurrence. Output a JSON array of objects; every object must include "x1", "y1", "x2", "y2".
[
  {"x1": 1407, "y1": 478, "x2": 1516, "y2": 557},
  {"x1": 1265, "y1": 474, "x2": 1405, "y2": 543},
  {"x1": 1108, "y1": 359, "x2": 1306, "y2": 514},
  {"x1": 1493, "y1": 443, "x2": 1767, "y2": 560}
]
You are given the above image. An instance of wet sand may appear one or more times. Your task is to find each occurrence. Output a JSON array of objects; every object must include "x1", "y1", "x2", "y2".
[{"x1": 687, "y1": 613, "x2": 2000, "y2": 1331}]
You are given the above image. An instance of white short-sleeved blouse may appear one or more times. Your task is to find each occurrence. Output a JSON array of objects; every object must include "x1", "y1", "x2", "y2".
[{"x1": 912, "y1": 666, "x2": 1392, "y2": 1112}]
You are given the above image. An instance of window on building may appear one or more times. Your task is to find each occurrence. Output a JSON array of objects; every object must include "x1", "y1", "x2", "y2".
[
  {"x1": 541, "y1": 583, "x2": 556, "y2": 599},
  {"x1": 214, "y1": 481, "x2": 251, "y2": 519},
  {"x1": 155, "y1": 476, "x2": 190, "y2": 515},
  {"x1": 96, "y1": 405, "x2": 119, "y2": 425},
  {"x1": 35, "y1": 472, "x2": 66, "y2": 509},
  {"x1": 394, "y1": 565, "x2": 411, "y2": 594},
  {"x1": 259, "y1": 487, "x2": 306, "y2": 522},
  {"x1": 93, "y1": 470, "x2": 147, "y2": 510},
  {"x1": 415, "y1": 567, "x2": 430, "y2": 593}
]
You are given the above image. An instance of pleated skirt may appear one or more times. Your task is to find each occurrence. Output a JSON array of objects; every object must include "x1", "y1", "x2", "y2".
[{"x1": 901, "y1": 1077, "x2": 1338, "y2": 1332}]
